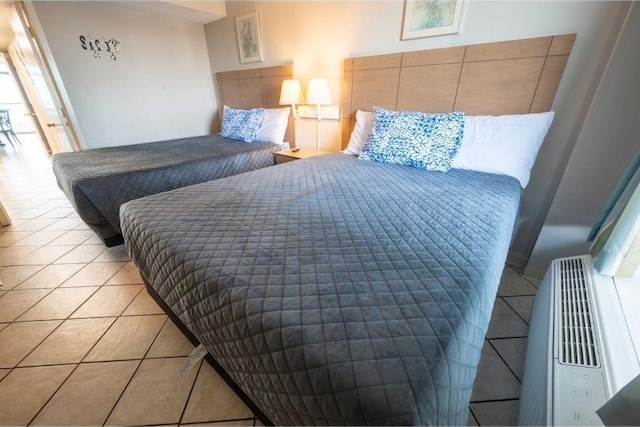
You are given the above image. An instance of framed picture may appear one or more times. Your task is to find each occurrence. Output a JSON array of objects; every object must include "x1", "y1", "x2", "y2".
[
  {"x1": 235, "y1": 10, "x2": 263, "y2": 64},
  {"x1": 401, "y1": 0, "x2": 465, "y2": 40}
]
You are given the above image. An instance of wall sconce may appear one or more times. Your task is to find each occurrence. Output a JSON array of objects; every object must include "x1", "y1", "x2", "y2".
[
  {"x1": 305, "y1": 78, "x2": 332, "y2": 150},
  {"x1": 279, "y1": 79, "x2": 304, "y2": 119}
]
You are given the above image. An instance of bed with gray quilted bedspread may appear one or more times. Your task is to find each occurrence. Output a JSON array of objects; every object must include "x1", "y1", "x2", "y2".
[
  {"x1": 120, "y1": 153, "x2": 521, "y2": 425},
  {"x1": 52, "y1": 135, "x2": 278, "y2": 246}
]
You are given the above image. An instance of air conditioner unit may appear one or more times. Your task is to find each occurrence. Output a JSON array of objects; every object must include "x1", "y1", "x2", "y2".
[{"x1": 519, "y1": 255, "x2": 640, "y2": 426}]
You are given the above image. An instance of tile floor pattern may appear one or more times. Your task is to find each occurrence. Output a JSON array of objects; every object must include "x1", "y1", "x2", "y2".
[{"x1": 0, "y1": 136, "x2": 540, "y2": 426}]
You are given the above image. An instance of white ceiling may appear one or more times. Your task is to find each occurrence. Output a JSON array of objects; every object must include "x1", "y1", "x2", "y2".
[{"x1": 113, "y1": 1, "x2": 227, "y2": 24}]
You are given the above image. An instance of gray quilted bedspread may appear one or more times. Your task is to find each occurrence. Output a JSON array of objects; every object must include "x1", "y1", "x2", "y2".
[
  {"x1": 52, "y1": 135, "x2": 278, "y2": 243},
  {"x1": 120, "y1": 153, "x2": 521, "y2": 425}
]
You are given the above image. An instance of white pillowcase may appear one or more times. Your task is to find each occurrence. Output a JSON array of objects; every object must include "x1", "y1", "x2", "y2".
[
  {"x1": 343, "y1": 110, "x2": 373, "y2": 155},
  {"x1": 256, "y1": 107, "x2": 291, "y2": 143},
  {"x1": 451, "y1": 112, "x2": 555, "y2": 188},
  {"x1": 342, "y1": 109, "x2": 554, "y2": 188}
]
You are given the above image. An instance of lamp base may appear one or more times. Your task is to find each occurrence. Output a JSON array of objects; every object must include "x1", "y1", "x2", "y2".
[{"x1": 315, "y1": 105, "x2": 321, "y2": 151}]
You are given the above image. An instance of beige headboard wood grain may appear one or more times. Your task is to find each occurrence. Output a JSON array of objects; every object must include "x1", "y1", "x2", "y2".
[
  {"x1": 216, "y1": 64, "x2": 295, "y2": 145},
  {"x1": 341, "y1": 34, "x2": 576, "y2": 149}
]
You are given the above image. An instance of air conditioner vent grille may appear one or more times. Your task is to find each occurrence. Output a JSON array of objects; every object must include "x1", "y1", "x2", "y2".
[{"x1": 558, "y1": 257, "x2": 600, "y2": 367}]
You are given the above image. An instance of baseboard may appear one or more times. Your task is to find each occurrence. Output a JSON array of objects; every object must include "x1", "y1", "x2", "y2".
[{"x1": 523, "y1": 264, "x2": 546, "y2": 281}]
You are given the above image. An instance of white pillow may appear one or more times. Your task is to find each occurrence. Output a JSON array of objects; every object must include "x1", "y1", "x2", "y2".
[
  {"x1": 256, "y1": 107, "x2": 291, "y2": 143},
  {"x1": 343, "y1": 110, "x2": 373, "y2": 155},
  {"x1": 451, "y1": 112, "x2": 555, "y2": 188}
]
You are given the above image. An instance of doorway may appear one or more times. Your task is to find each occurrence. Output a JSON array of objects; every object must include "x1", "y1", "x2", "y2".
[
  {"x1": 0, "y1": 52, "x2": 49, "y2": 154},
  {"x1": 4, "y1": 2, "x2": 80, "y2": 155},
  {"x1": 0, "y1": 2, "x2": 81, "y2": 226},
  {"x1": 0, "y1": 51, "x2": 52, "y2": 227}
]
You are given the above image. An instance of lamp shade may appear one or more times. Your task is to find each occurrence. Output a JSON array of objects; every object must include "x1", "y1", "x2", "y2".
[
  {"x1": 306, "y1": 78, "x2": 332, "y2": 105},
  {"x1": 279, "y1": 79, "x2": 304, "y2": 105}
]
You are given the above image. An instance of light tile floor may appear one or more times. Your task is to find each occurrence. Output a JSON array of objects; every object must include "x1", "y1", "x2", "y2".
[{"x1": 0, "y1": 135, "x2": 540, "y2": 426}]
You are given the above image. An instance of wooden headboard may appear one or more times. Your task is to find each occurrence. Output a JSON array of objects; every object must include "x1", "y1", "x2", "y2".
[
  {"x1": 216, "y1": 65, "x2": 295, "y2": 144},
  {"x1": 341, "y1": 34, "x2": 576, "y2": 148}
]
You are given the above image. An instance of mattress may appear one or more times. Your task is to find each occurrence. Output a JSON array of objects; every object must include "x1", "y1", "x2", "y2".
[
  {"x1": 52, "y1": 135, "x2": 278, "y2": 245},
  {"x1": 120, "y1": 153, "x2": 521, "y2": 425}
]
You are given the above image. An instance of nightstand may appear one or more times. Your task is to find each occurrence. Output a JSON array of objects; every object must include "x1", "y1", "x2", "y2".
[{"x1": 274, "y1": 148, "x2": 332, "y2": 165}]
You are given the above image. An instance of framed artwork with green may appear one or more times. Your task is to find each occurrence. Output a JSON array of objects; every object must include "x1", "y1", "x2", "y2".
[
  {"x1": 402, "y1": 0, "x2": 465, "y2": 40},
  {"x1": 235, "y1": 10, "x2": 263, "y2": 64}
]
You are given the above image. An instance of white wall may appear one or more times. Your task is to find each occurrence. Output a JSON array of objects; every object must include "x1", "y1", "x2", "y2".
[
  {"x1": 205, "y1": 0, "x2": 630, "y2": 270},
  {"x1": 31, "y1": 1, "x2": 216, "y2": 149},
  {"x1": 527, "y1": 3, "x2": 640, "y2": 277}
]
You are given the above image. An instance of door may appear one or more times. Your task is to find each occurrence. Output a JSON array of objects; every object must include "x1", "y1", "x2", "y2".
[{"x1": 8, "y1": 4, "x2": 78, "y2": 154}]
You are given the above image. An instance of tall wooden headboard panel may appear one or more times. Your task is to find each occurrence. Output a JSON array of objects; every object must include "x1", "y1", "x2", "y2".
[
  {"x1": 216, "y1": 64, "x2": 295, "y2": 145},
  {"x1": 341, "y1": 34, "x2": 576, "y2": 149}
]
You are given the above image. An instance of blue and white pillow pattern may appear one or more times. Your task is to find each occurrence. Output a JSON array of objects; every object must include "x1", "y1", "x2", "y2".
[
  {"x1": 359, "y1": 107, "x2": 465, "y2": 172},
  {"x1": 221, "y1": 105, "x2": 265, "y2": 143}
]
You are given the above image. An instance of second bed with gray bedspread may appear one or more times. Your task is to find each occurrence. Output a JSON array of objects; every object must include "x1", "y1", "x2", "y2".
[
  {"x1": 120, "y1": 153, "x2": 521, "y2": 425},
  {"x1": 52, "y1": 135, "x2": 278, "y2": 245}
]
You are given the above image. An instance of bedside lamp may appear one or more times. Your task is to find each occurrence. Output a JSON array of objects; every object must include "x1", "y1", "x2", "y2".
[
  {"x1": 306, "y1": 78, "x2": 332, "y2": 150},
  {"x1": 279, "y1": 79, "x2": 304, "y2": 119}
]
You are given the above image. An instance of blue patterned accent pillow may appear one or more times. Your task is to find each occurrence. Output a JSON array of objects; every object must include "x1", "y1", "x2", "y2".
[
  {"x1": 221, "y1": 106, "x2": 265, "y2": 143},
  {"x1": 359, "y1": 107, "x2": 465, "y2": 172}
]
